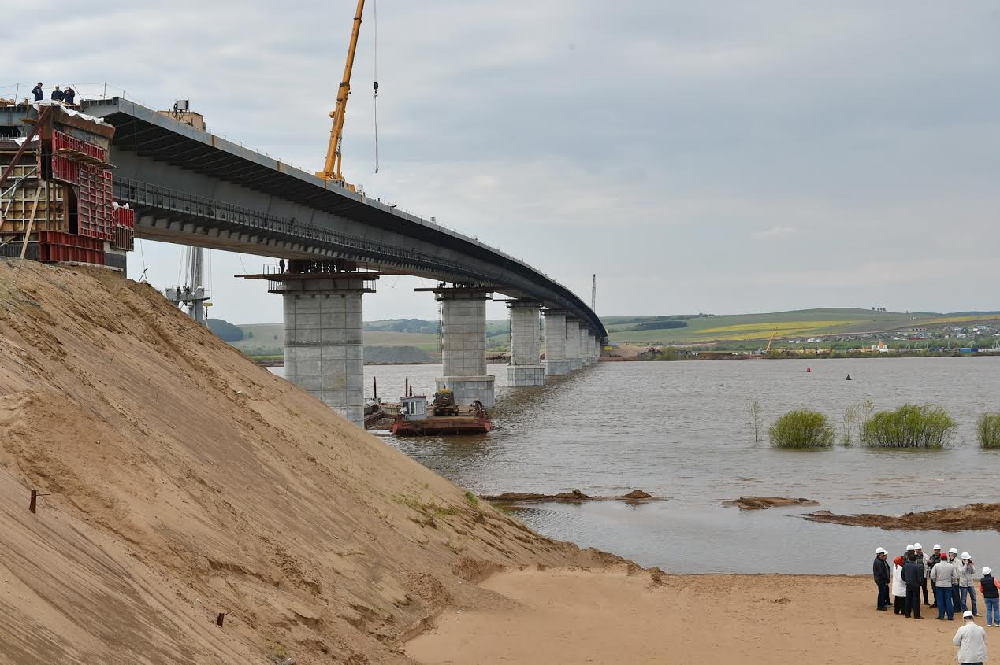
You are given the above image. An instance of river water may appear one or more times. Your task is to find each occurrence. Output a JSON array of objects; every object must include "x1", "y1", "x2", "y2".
[{"x1": 273, "y1": 358, "x2": 1000, "y2": 574}]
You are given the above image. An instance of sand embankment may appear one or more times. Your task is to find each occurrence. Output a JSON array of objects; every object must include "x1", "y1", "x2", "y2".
[
  {"x1": 804, "y1": 503, "x2": 1000, "y2": 530},
  {"x1": 407, "y1": 567, "x2": 964, "y2": 664},
  {"x1": 0, "y1": 261, "x2": 620, "y2": 664}
]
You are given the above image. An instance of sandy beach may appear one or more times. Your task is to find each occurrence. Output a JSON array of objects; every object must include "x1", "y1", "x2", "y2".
[{"x1": 407, "y1": 566, "x2": 977, "y2": 664}]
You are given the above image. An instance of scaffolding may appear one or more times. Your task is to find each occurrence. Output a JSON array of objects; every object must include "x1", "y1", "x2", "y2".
[{"x1": 0, "y1": 103, "x2": 132, "y2": 266}]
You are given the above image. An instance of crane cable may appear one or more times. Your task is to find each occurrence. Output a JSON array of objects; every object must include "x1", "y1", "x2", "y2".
[{"x1": 373, "y1": 0, "x2": 379, "y2": 174}]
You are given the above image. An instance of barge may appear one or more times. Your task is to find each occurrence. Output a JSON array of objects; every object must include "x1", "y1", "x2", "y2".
[{"x1": 390, "y1": 391, "x2": 491, "y2": 436}]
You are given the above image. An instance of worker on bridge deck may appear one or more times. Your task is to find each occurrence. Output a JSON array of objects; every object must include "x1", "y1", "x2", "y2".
[
  {"x1": 50, "y1": 86, "x2": 64, "y2": 103},
  {"x1": 63, "y1": 87, "x2": 76, "y2": 106},
  {"x1": 32, "y1": 83, "x2": 43, "y2": 101}
]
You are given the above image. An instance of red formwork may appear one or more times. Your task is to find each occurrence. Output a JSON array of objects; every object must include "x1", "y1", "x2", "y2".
[
  {"x1": 112, "y1": 205, "x2": 135, "y2": 251},
  {"x1": 78, "y1": 164, "x2": 113, "y2": 240},
  {"x1": 53, "y1": 130, "x2": 113, "y2": 240},
  {"x1": 51, "y1": 131, "x2": 81, "y2": 184},
  {"x1": 35, "y1": 231, "x2": 105, "y2": 265}
]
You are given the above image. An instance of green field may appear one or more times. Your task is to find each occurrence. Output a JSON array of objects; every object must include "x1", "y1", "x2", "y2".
[
  {"x1": 604, "y1": 309, "x2": 1000, "y2": 345},
  {"x1": 226, "y1": 310, "x2": 1000, "y2": 356}
]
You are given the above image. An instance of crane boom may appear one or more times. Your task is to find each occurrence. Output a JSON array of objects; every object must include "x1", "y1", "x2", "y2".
[
  {"x1": 765, "y1": 328, "x2": 778, "y2": 354},
  {"x1": 318, "y1": 0, "x2": 365, "y2": 187}
]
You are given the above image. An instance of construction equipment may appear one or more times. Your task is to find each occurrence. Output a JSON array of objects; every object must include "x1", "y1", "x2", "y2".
[
  {"x1": 765, "y1": 328, "x2": 778, "y2": 354},
  {"x1": 317, "y1": 0, "x2": 366, "y2": 190},
  {"x1": 431, "y1": 388, "x2": 459, "y2": 417}
]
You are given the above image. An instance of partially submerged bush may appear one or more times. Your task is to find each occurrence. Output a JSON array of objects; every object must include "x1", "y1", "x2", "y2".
[
  {"x1": 979, "y1": 413, "x2": 1000, "y2": 449},
  {"x1": 769, "y1": 410, "x2": 835, "y2": 449},
  {"x1": 861, "y1": 404, "x2": 956, "y2": 448}
]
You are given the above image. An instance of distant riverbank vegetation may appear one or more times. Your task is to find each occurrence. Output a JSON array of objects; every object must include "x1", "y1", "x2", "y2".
[
  {"x1": 861, "y1": 404, "x2": 957, "y2": 448},
  {"x1": 768, "y1": 410, "x2": 835, "y2": 449},
  {"x1": 979, "y1": 413, "x2": 1000, "y2": 449}
]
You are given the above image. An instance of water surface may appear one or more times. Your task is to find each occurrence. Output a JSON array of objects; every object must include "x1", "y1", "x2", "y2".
[{"x1": 278, "y1": 358, "x2": 1000, "y2": 573}]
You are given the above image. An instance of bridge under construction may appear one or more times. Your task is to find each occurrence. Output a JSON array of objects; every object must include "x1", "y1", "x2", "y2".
[{"x1": 0, "y1": 99, "x2": 603, "y2": 425}]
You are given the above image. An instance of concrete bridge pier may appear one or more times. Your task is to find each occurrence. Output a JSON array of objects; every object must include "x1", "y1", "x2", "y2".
[
  {"x1": 543, "y1": 310, "x2": 570, "y2": 376},
  {"x1": 434, "y1": 286, "x2": 496, "y2": 408},
  {"x1": 565, "y1": 318, "x2": 582, "y2": 371},
  {"x1": 266, "y1": 265, "x2": 378, "y2": 427},
  {"x1": 507, "y1": 301, "x2": 545, "y2": 386},
  {"x1": 582, "y1": 329, "x2": 595, "y2": 365}
]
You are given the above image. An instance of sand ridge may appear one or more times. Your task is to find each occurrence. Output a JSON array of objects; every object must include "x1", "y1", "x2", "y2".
[{"x1": 0, "y1": 261, "x2": 620, "y2": 664}]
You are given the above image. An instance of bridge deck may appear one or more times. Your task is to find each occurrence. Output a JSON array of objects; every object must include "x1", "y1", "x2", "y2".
[{"x1": 78, "y1": 98, "x2": 605, "y2": 337}]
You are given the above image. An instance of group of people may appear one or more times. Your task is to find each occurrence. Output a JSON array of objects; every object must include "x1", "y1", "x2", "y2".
[
  {"x1": 874, "y1": 543, "x2": 994, "y2": 663},
  {"x1": 30, "y1": 82, "x2": 76, "y2": 106}
]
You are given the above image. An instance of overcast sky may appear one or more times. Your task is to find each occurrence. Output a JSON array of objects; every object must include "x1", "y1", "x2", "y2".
[{"x1": 8, "y1": 1, "x2": 1000, "y2": 322}]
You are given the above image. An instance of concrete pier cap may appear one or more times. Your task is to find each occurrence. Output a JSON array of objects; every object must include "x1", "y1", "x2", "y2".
[
  {"x1": 506, "y1": 299, "x2": 545, "y2": 387},
  {"x1": 240, "y1": 261, "x2": 377, "y2": 427},
  {"x1": 420, "y1": 283, "x2": 497, "y2": 409}
]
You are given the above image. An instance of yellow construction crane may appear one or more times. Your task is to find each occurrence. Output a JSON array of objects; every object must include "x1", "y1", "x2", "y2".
[
  {"x1": 764, "y1": 328, "x2": 778, "y2": 354},
  {"x1": 317, "y1": 0, "x2": 366, "y2": 190}
]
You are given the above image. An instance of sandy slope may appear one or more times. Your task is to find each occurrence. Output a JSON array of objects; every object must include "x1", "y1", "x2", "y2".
[
  {"x1": 407, "y1": 567, "x2": 976, "y2": 664},
  {"x1": 0, "y1": 261, "x2": 618, "y2": 664}
]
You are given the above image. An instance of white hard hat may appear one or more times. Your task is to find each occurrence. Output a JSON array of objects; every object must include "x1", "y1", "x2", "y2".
[
  {"x1": 933, "y1": 544, "x2": 941, "y2": 550},
  {"x1": 914, "y1": 543, "x2": 922, "y2": 550},
  {"x1": 962, "y1": 552, "x2": 970, "y2": 560},
  {"x1": 875, "y1": 547, "x2": 886, "y2": 554},
  {"x1": 906, "y1": 544, "x2": 914, "y2": 551},
  {"x1": 964, "y1": 610, "x2": 974, "y2": 619},
  {"x1": 950, "y1": 547, "x2": 959, "y2": 554},
  {"x1": 984, "y1": 567, "x2": 992, "y2": 575}
]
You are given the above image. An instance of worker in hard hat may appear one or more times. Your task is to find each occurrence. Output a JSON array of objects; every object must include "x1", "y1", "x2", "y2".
[
  {"x1": 953, "y1": 610, "x2": 987, "y2": 664},
  {"x1": 873, "y1": 547, "x2": 891, "y2": 611},
  {"x1": 959, "y1": 553, "x2": 979, "y2": 617},
  {"x1": 915, "y1": 543, "x2": 930, "y2": 607},
  {"x1": 902, "y1": 545, "x2": 916, "y2": 615},
  {"x1": 980, "y1": 567, "x2": 1000, "y2": 627},
  {"x1": 931, "y1": 551, "x2": 956, "y2": 620},
  {"x1": 929, "y1": 545, "x2": 945, "y2": 608},
  {"x1": 950, "y1": 548, "x2": 965, "y2": 618},
  {"x1": 903, "y1": 552, "x2": 925, "y2": 619}
]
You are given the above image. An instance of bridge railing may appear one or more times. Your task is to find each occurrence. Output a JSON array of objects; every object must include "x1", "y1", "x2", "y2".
[{"x1": 113, "y1": 177, "x2": 501, "y2": 284}]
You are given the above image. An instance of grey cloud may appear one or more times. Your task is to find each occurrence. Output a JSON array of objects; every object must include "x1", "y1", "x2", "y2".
[{"x1": 6, "y1": 0, "x2": 1000, "y2": 321}]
